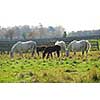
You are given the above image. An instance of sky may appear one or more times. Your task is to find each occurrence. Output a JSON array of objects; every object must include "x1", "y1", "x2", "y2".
[{"x1": 0, "y1": 0, "x2": 100, "y2": 32}]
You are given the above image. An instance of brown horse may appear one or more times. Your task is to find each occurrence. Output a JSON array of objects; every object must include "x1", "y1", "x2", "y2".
[
  {"x1": 36, "y1": 46, "x2": 46, "y2": 56},
  {"x1": 42, "y1": 45, "x2": 61, "y2": 59}
]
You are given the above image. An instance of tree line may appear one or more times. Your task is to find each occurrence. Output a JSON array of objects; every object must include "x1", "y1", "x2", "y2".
[
  {"x1": 0, "y1": 24, "x2": 65, "y2": 40},
  {"x1": 0, "y1": 24, "x2": 100, "y2": 40},
  {"x1": 67, "y1": 30, "x2": 100, "y2": 37}
]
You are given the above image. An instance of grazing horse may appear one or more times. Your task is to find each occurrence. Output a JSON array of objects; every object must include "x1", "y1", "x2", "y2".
[
  {"x1": 36, "y1": 46, "x2": 46, "y2": 56},
  {"x1": 55, "y1": 41, "x2": 66, "y2": 56},
  {"x1": 66, "y1": 40, "x2": 91, "y2": 58},
  {"x1": 10, "y1": 41, "x2": 37, "y2": 58},
  {"x1": 42, "y1": 45, "x2": 61, "y2": 59}
]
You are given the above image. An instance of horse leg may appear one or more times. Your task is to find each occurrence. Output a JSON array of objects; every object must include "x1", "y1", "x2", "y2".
[
  {"x1": 19, "y1": 51, "x2": 23, "y2": 58},
  {"x1": 50, "y1": 53, "x2": 53, "y2": 58},
  {"x1": 74, "y1": 52, "x2": 76, "y2": 55},
  {"x1": 43, "y1": 52, "x2": 46, "y2": 59},
  {"x1": 82, "y1": 50, "x2": 84, "y2": 58},
  {"x1": 32, "y1": 45, "x2": 37, "y2": 57},
  {"x1": 31, "y1": 50, "x2": 34, "y2": 57},
  {"x1": 86, "y1": 50, "x2": 88, "y2": 60},
  {"x1": 62, "y1": 51, "x2": 64, "y2": 57},
  {"x1": 72, "y1": 51, "x2": 76, "y2": 60},
  {"x1": 54, "y1": 52, "x2": 56, "y2": 56},
  {"x1": 57, "y1": 50, "x2": 60, "y2": 57},
  {"x1": 46, "y1": 53, "x2": 50, "y2": 59},
  {"x1": 10, "y1": 51, "x2": 14, "y2": 59},
  {"x1": 37, "y1": 51, "x2": 39, "y2": 56},
  {"x1": 73, "y1": 52, "x2": 76, "y2": 58}
]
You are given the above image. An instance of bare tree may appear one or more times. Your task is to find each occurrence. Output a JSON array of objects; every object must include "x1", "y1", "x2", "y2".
[
  {"x1": 28, "y1": 31, "x2": 40, "y2": 39},
  {"x1": 39, "y1": 23, "x2": 44, "y2": 38},
  {"x1": 7, "y1": 29, "x2": 15, "y2": 40}
]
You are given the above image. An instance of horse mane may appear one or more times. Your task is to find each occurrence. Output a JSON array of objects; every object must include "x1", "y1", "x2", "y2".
[
  {"x1": 11, "y1": 41, "x2": 21, "y2": 51},
  {"x1": 85, "y1": 40, "x2": 91, "y2": 51}
]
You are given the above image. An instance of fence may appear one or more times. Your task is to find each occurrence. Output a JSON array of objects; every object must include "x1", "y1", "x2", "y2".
[{"x1": 0, "y1": 35, "x2": 100, "y2": 53}]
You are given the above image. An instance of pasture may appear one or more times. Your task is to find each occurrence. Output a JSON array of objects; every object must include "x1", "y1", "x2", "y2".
[{"x1": 0, "y1": 51, "x2": 100, "y2": 83}]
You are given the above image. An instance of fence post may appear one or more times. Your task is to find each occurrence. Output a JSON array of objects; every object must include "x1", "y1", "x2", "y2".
[{"x1": 97, "y1": 41, "x2": 99, "y2": 50}]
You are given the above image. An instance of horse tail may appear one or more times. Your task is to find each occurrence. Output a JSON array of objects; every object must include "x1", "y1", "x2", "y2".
[
  {"x1": 34, "y1": 42, "x2": 37, "y2": 51},
  {"x1": 86, "y1": 40, "x2": 91, "y2": 51},
  {"x1": 31, "y1": 42, "x2": 37, "y2": 57}
]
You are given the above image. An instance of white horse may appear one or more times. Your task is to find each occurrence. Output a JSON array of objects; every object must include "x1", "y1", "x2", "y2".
[
  {"x1": 10, "y1": 40, "x2": 37, "y2": 58},
  {"x1": 55, "y1": 41, "x2": 67, "y2": 56},
  {"x1": 66, "y1": 40, "x2": 91, "y2": 57}
]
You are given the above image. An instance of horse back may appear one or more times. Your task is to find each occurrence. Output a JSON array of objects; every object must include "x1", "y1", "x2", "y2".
[{"x1": 44, "y1": 45, "x2": 61, "y2": 53}]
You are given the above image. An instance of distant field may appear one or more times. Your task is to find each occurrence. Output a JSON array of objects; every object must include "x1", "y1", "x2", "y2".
[{"x1": 0, "y1": 51, "x2": 100, "y2": 83}]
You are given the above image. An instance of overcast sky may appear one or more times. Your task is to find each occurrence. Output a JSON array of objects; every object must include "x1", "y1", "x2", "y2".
[{"x1": 0, "y1": 0, "x2": 100, "y2": 32}]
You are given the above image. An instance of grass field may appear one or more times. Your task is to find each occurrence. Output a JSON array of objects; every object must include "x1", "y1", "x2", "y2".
[{"x1": 0, "y1": 51, "x2": 100, "y2": 83}]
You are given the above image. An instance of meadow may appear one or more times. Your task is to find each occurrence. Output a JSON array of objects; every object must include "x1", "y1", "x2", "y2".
[{"x1": 0, "y1": 50, "x2": 100, "y2": 83}]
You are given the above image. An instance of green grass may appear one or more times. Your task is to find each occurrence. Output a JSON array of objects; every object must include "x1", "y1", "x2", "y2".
[{"x1": 0, "y1": 51, "x2": 100, "y2": 83}]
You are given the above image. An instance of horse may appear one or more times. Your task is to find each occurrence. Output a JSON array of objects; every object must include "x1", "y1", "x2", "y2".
[
  {"x1": 36, "y1": 46, "x2": 46, "y2": 56},
  {"x1": 42, "y1": 45, "x2": 61, "y2": 59},
  {"x1": 66, "y1": 40, "x2": 91, "y2": 58},
  {"x1": 10, "y1": 40, "x2": 37, "y2": 58},
  {"x1": 55, "y1": 41, "x2": 66, "y2": 56}
]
